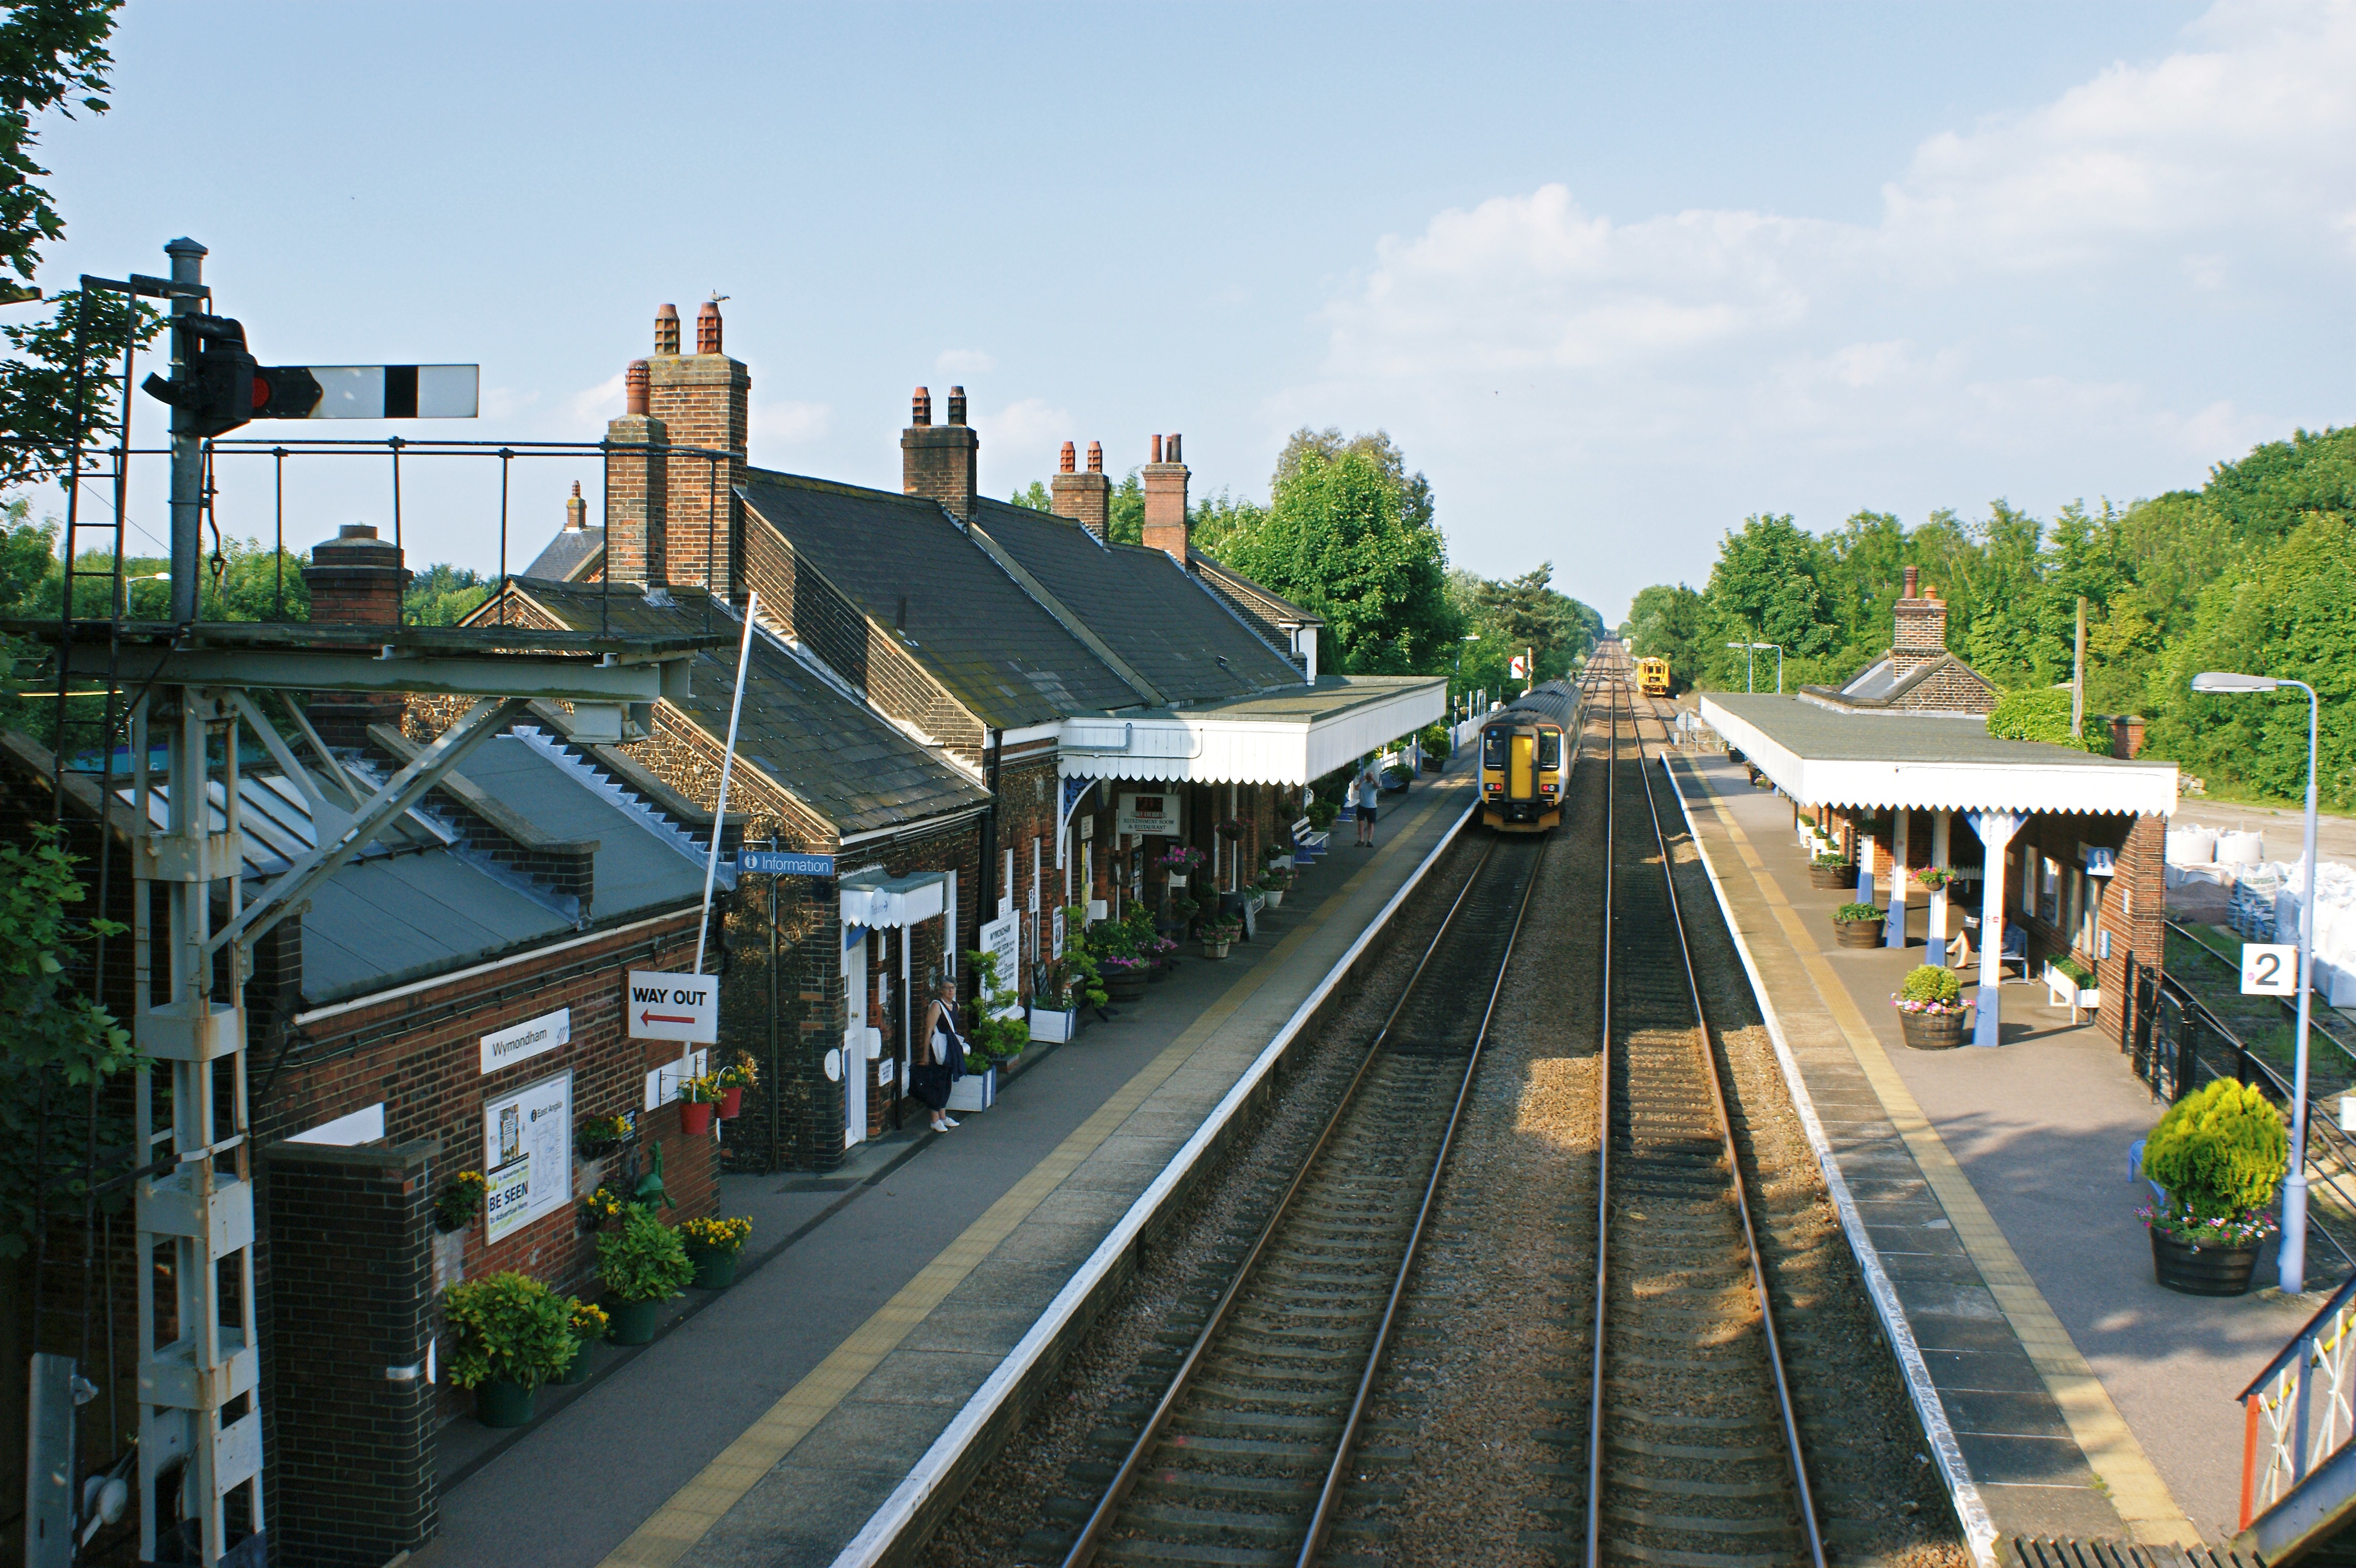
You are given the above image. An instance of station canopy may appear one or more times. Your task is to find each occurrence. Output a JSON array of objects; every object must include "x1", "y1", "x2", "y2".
[
  {"x1": 1701, "y1": 694, "x2": 2178, "y2": 817},
  {"x1": 1058, "y1": 675, "x2": 1446, "y2": 787}
]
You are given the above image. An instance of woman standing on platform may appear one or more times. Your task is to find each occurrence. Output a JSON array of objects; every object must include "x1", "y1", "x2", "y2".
[{"x1": 911, "y1": 979, "x2": 967, "y2": 1133}]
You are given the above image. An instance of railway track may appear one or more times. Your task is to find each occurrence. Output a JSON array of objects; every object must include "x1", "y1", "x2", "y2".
[
  {"x1": 1052, "y1": 831, "x2": 1548, "y2": 1568},
  {"x1": 1576, "y1": 662, "x2": 1824, "y2": 1567}
]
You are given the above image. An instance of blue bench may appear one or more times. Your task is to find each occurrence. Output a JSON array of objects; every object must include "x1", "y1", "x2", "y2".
[{"x1": 1291, "y1": 815, "x2": 1330, "y2": 864}]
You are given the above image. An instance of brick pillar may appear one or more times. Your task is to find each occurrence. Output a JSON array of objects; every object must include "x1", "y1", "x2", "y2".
[
  {"x1": 1142, "y1": 433, "x2": 1189, "y2": 563},
  {"x1": 2098, "y1": 813, "x2": 2166, "y2": 1029},
  {"x1": 606, "y1": 359, "x2": 669, "y2": 586},
  {"x1": 902, "y1": 384, "x2": 979, "y2": 520},
  {"x1": 1051, "y1": 439, "x2": 1112, "y2": 541},
  {"x1": 261, "y1": 1140, "x2": 437, "y2": 1567},
  {"x1": 647, "y1": 302, "x2": 749, "y2": 598},
  {"x1": 302, "y1": 524, "x2": 409, "y2": 746}
]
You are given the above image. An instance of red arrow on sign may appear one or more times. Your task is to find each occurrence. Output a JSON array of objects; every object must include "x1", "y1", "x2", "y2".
[{"x1": 640, "y1": 1010, "x2": 697, "y2": 1028}]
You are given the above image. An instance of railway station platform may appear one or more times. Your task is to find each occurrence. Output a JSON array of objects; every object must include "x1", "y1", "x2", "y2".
[
  {"x1": 405, "y1": 761, "x2": 1479, "y2": 1568},
  {"x1": 1666, "y1": 748, "x2": 2314, "y2": 1551}
]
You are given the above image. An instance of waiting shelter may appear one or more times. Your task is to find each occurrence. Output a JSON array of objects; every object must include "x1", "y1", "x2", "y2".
[{"x1": 1701, "y1": 693, "x2": 2178, "y2": 1046}]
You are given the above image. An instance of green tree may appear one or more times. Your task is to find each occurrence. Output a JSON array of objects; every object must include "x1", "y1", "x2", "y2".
[
  {"x1": 0, "y1": 0, "x2": 121, "y2": 293},
  {"x1": 405, "y1": 561, "x2": 491, "y2": 626},
  {"x1": 1008, "y1": 480, "x2": 1051, "y2": 512},
  {"x1": 1624, "y1": 582, "x2": 1706, "y2": 692},
  {"x1": 1107, "y1": 468, "x2": 1144, "y2": 545},
  {"x1": 1447, "y1": 562, "x2": 1599, "y2": 696},
  {"x1": 1703, "y1": 513, "x2": 1842, "y2": 687}
]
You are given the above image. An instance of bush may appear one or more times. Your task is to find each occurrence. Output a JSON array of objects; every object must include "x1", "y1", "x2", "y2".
[
  {"x1": 567, "y1": 1298, "x2": 610, "y2": 1343},
  {"x1": 1897, "y1": 965, "x2": 1962, "y2": 1005},
  {"x1": 2051, "y1": 954, "x2": 2095, "y2": 988},
  {"x1": 1835, "y1": 903, "x2": 1883, "y2": 923},
  {"x1": 443, "y1": 1271, "x2": 576, "y2": 1390},
  {"x1": 1987, "y1": 688, "x2": 2113, "y2": 755},
  {"x1": 2142, "y1": 1079, "x2": 2289, "y2": 1222},
  {"x1": 1306, "y1": 799, "x2": 1339, "y2": 830},
  {"x1": 1812, "y1": 852, "x2": 1849, "y2": 868},
  {"x1": 597, "y1": 1206, "x2": 696, "y2": 1303}
]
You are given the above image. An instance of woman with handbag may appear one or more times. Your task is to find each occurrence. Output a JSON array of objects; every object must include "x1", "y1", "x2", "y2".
[{"x1": 910, "y1": 979, "x2": 968, "y2": 1132}]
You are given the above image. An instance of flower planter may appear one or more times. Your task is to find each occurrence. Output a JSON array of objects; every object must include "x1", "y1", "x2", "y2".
[
  {"x1": 718, "y1": 1086, "x2": 745, "y2": 1121},
  {"x1": 1146, "y1": 963, "x2": 1169, "y2": 983},
  {"x1": 475, "y1": 1379, "x2": 535, "y2": 1428},
  {"x1": 1899, "y1": 1009, "x2": 1967, "y2": 1050},
  {"x1": 1106, "y1": 973, "x2": 1147, "y2": 1004},
  {"x1": 1808, "y1": 864, "x2": 1853, "y2": 891},
  {"x1": 551, "y1": 1341, "x2": 592, "y2": 1385},
  {"x1": 679, "y1": 1102, "x2": 716, "y2": 1136},
  {"x1": 608, "y1": 1296, "x2": 662, "y2": 1345},
  {"x1": 688, "y1": 1246, "x2": 740, "y2": 1290},
  {"x1": 1029, "y1": 1007, "x2": 1077, "y2": 1044},
  {"x1": 1833, "y1": 917, "x2": 1883, "y2": 950},
  {"x1": 1261, "y1": 888, "x2": 1285, "y2": 910},
  {"x1": 2150, "y1": 1228, "x2": 2261, "y2": 1297},
  {"x1": 947, "y1": 1066, "x2": 996, "y2": 1112},
  {"x1": 1202, "y1": 940, "x2": 1231, "y2": 960}
]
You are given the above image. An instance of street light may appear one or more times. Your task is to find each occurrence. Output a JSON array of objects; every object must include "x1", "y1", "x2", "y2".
[
  {"x1": 2193, "y1": 669, "x2": 2321, "y2": 1293},
  {"x1": 1452, "y1": 632, "x2": 1481, "y2": 726},
  {"x1": 1725, "y1": 640, "x2": 1781, "y2": 693}
]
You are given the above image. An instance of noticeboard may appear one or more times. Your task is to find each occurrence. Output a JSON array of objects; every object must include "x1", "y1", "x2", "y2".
[
  {"x1": 1116, "y1": 792, "x2": 1182, "y2": 838},
  {"x1": 978, "y1": 913, "x2": 1022, "y2": 1019},
  {"x1": 483, "y1": 1070, "x2": 571, "y2": 1242}
]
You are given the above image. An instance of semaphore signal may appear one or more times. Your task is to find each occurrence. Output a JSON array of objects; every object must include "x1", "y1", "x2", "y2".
[{"x1": 142, "y1": 310, "x2": 477, "y2": 437}]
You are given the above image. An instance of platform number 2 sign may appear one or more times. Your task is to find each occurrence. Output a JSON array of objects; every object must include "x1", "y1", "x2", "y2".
[{"x1": 2242, "y1": 943, "x2": 2298, "y2": 997}]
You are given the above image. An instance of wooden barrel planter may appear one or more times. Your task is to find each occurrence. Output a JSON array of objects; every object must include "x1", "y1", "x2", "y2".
[
  {"x1": 2150, "y1": 1229, "x2": 2261, "y2": 1297},
  {"x1": 1106, "y1": 973, "x2": 1148, "y2": 1004},
  {"x1": 1899, "y1": 1009, "x2": 1967, "y2": 1049},
  {"x1": 1808, "y1": 864, "x2": 1853, "y2": 890},
  {"x1": 1833, "y1": 917, "x2": 1883, "y2": 949}
]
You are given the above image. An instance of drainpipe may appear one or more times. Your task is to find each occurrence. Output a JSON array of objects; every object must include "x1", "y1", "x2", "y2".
[{"x1": 978, "y1": 727, "x2": 1002, "y2": 1001}]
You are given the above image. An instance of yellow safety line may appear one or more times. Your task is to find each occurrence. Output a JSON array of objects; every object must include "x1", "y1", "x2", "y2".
[
  {"x1": 1674, "y1": 758, "x2": 2200, "y2": 1546},
  {"x1": 598, "y1": 783, "x2": 1466, "y2": 1566}
]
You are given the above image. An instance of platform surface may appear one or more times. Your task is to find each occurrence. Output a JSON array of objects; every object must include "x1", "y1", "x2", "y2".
[
  {"x1": 406, "y1": 765, "x2": 1476, "y2": 1568},
  {"x1": 1672, "y1": 749, "x2": 2315, "y2": 1546}
]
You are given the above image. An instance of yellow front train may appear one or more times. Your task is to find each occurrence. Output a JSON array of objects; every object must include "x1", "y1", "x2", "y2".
[
  {"x1": 1636, "y1": 656, "x2": 1671, "y2": 697},
  {"x1": 1479, "y1": 681, "x2": 1580, "y2": 832}
]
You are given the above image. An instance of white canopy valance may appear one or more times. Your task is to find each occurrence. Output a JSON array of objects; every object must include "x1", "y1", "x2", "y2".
[{"x1": 1059, "y1": 676, "x2": 1444, "y2": 787}]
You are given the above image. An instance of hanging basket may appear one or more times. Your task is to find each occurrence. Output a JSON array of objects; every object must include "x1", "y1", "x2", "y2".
[
  {"x1": 718, "y1": 1087, "x2": 745, "y2": 1120},
  {"x1": 680, "y1": 1102, "x2": 715, "y2": 1136}
]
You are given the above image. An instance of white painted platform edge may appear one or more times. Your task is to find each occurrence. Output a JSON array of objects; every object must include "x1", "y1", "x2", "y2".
[
  {"x1": 827, "y1": 787, "x2": 1482, "y2": 1568},
  {"x1": 1662, "y1": 752, "x2": 2000, "y2": 1568}
]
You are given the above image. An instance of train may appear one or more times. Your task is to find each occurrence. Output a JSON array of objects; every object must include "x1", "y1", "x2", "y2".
[
  {"x1": 1635, "y1": 655, "x2": 1671, "y2": 697},
  {"x1": 1477, "y1": 679, "x2": 1580, "y2": 832}
]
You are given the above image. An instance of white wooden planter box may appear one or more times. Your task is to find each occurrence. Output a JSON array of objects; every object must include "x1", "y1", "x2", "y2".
[
  {"x1": 2044, "y1": 963, "x2": 2102, "y2": 1014},
  {"x1": 1029, "y1": 1007, "x2": 1077, "y2": 1044},
  {"x1": 947, "y1": 1067, "x2": 996, "y2": 1112}
]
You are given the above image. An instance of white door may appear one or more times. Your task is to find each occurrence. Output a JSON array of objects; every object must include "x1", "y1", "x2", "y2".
[{"x1": 844, "y1": 934, "x2": 868, "y2": 1149}]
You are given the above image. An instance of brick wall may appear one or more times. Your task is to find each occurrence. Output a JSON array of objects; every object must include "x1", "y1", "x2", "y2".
[
  {"x1": 604, "y1": 408, "x2": 669, "y2": 586},
  {"x1": 260, "y1": 1139, "x2": 437, "y2": 1566},
  {"x1": 1888, "y1": 657, "x2": 1999, "y2": 716},
  {"x1": 2100, "y1": 813, "x2": 2166, "y2": 1027},
  {"x1": 647, "y1": 349, "x2": 748, "y2": 597}
]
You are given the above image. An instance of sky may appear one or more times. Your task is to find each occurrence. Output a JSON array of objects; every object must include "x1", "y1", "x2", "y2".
[{"x1": 33, "y1": 0, "x2": 2356, "y2": 620}]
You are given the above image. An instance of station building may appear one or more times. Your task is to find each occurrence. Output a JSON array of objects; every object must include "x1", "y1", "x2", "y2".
[{"x1": 1702, "y1": 569, "x2": 2178, "y2": 1046}]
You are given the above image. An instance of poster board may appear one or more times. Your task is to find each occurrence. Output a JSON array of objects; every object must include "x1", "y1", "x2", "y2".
[
  {"x1": 977, "y1": 912, "x2": 1022, "y2": 1020},
  {"x1": 483, "y1": 1070, "x2": 571, "y2": 1242},
  {"x1": 1116, "y1": 792, "x2": 1182, "y2": 838}
]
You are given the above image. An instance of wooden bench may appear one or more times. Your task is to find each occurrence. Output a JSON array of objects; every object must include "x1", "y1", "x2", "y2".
[{"x1": 1291, "y1": 815, "x2": 1330, "y2": 863}]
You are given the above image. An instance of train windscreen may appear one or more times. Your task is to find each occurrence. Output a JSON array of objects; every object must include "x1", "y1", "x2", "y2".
[
  {"x1": 1538, "y1": 728, "x2": 1561, "y2": 770},
  {"x1": 1482, "y1": 727, "x2": 1509, "y2": 769}
]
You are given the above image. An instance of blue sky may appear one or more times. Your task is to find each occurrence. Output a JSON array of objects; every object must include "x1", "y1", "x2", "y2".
[{"x1": 39, "y1": 1, "x2": 2355, "y2": 618}]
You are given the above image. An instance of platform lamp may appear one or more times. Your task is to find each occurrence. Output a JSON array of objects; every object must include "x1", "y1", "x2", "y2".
[
  {"x1": 1724, "y1": 640, "x2": 1780, "y2": 694},
  {"x1": 2192, "y1": 669, "x2": 2321, "y2": 1293}
]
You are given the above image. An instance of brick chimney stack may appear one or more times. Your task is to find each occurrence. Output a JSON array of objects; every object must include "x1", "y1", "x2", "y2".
[
  {"x1": 606, "y1": 357, "x2": 669, "y2": 586},
  {"x1": 1142, "y1": 432, "x2": 1189, "y2": 563},
  {"x1": 302, "y1": 524, "x2": 411, "y2": 744},
  {"x1": 1890, "y1": 563, "x2": 1950, "y2": 677},
  {"x1": 1051, "y1": 438, "x2": 1112, "y2": 541},
  {"x1": 646, "y1": 298, "x2": 749, "y2": 598},
  {"x1": 563, "y1": 481, "x2": 586, "y2": 532},
  {"x1": 902, "y1": 382, "x2": 979, "y2": 520}
]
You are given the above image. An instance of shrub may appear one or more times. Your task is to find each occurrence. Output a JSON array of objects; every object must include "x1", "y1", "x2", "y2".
[
  {"x1": 597, "y1": 1206, "x2": 696, "y2": 1303},
  {"x1": 679, "y1": 1214, "x2": 753, "y2": 1255},
  {"x1": 2051, "y1": 954, "x2": 2095, "y2": 988},
  {"x1": 1896, "y1": 965, "x2": 1962, "y2": 1007},
  {"x1": 567, "y1": 1298, "x2": 610, "y2": 1343},
  {"x1": 1835, "y1": 903, "x2": 1883, "y2": 923},
  {"x1": 1812, "y1": 852, "x2": 1850, "y2": 868},
  {"x1": 1307, "y1": 799, "x2": 1339, "y2": 830},
  {"x1": 1987, "y1": 688, "x2": 2113, "y2": 755},
  {"x1": 2142, "y1": 1079, "x2": 2290, "y2": 1222},
  {"x1": 443, "y1": 1271, "x2": 576, "y2": 1390},
  {"x1": 963, "y1": 947, "x2": 1031, "y2": 1060}
]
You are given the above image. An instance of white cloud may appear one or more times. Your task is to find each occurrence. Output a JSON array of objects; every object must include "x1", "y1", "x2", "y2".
[
  {"x1": 1294, "y1": 0, "x2": 2356, "y2": 615},
  {"x1": 935, "y1": 348, "x2": 997, "y2": 376},
  {"x1": 567, "y1": 373, "x2": 624, "y2": 427},
  {"x1": 753, "y1": 400, "x2": 833, "y2": 446}
]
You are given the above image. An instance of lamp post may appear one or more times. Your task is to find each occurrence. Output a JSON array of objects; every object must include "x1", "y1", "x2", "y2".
[
  {"x1": 1725, "y1": 641, "x2": 1755, "y2": 693},
  {"x1": 2192, "y1": 669, "x2": 2321, "y2": 1293},
  {"x1": 1724, "y1": 640, "x2": 1782, "y2": 693}
]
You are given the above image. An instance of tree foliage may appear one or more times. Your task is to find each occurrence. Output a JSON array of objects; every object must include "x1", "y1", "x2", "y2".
[
  {"x1": 1622, "y1": 582, "x2": 1706, "y2": 692},
  {"x1": 1449, "y1": 563, "x2": 1600, "y2": 698},
  {"x1": 0, "y1": 0, "x2": 120, "y2": 290}
]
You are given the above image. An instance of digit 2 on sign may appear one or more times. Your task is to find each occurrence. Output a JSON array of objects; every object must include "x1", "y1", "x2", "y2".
[{"x1": 2242, "y1": 943, "x2": 2298, "y2": 997}]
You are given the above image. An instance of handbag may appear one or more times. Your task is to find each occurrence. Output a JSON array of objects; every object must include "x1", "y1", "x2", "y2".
[{"x1": 908, "y1": 1062, "x2": 951, "y2": 1110}]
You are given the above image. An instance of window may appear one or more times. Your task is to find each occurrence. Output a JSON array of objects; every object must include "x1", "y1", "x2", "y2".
[
  {"x1": 1483, "y1": 727, "x2": 1509, "y2": 769},
  {"x1": 2039, "y1": 857, "x2": 2060, "y2": 926},
  {"x1": 1537, "y1": 728, "x2": 1562, "y2": 770}
]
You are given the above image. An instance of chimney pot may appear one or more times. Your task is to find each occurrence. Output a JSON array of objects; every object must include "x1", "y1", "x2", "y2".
[
  {"x1": 625, "y1": 359, "x2": 650, "y2": 416},
  {"x1": 1060, "y1": 441, "x2": 1076, "y2": 474},
  {"x1": 1142, "y1": 433, "x2": 1191, "y2": 563},
  {"x1": 654, "y1": 304, "x2": 680, "y2": 356},
  {"x1": 338, "y1": 523, "x2": 378, "y2": 541},
  {"x1": 564, "y1": 481, "x2": 586, "y2": 532},
  {"x1": 1902, "y1": 563, "x2": 1919, "y2": 599},
  {"x1": 947, "y1": 386, "x2": 967, "y2": 426},
  {"x1": 695, "y1": 300, "x2": 722, "y2": 355},
  {"x1": 1151, "y1": 434, "x2": 1164, "y2": 463},
  {"x1": 912, "y1": 386, "x2": 932, "y2": 426},
  {"x1": 1086, "y1": 440, "x2": 1103, "y2": 474}
]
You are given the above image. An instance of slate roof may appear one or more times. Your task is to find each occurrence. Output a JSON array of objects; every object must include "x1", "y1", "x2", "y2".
[
  {"x1": 967, "y1": 498, "x2": 1302, "y2": 704},
  {"x1": 739, "y1": 470, "x2": 1148, "y2": 727},
  {"x1": 521, "y1": 523, "x2": 605, "y2": 583},
  {"x1": 509, "y1": 577, "x2": 991, "y2": 838},
  {"x1": 1187, "y1": 550, "x2": 1321, "y2": 659},
  {"x1": 1706, "y1": 694, "x2": 2172, "y2": 771}
]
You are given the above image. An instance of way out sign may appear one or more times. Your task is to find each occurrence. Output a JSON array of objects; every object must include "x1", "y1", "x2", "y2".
[
  {"x1": 2242, "y1": 943, "x2": 2299, "y2": 997},
  {"x1": 627, "y1": 970, "x2": 719, "y2": 1044}
]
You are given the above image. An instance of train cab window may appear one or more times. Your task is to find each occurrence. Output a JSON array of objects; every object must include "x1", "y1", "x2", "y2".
[
  {"x1": 1482, "y1": 728, "x2": 1509, "y2": 769},
  {"x1": 1537, "y1": 728, "x2": 1561, "y2": 770}
]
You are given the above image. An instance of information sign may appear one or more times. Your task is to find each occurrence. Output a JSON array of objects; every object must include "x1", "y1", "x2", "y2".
[
  {"x1": 2243, "y1": 943, "x2": 2299, "y2": 996},
  {"x1": 977, "y1": 913, "x2": 1022, "y2": 1019},
  {"x1": 482, "y1": 1070, "x2": 570, "y2": 1240},
  {"x1": 739, "y1": 849, "x2": 835, "y2": 877},
  {"x1": 1116, "y1": 792, "x2": 1182, "y2": 838},
  {"x1": 480, "y1": 1008, "x2": 569, "y2": 1075},
  {"x1": 626, "y1": 969, "x2": 719, "y2": 1044},
  {"x1": 484, "y1": 1154, "x2": 533, "y2": 1243}
]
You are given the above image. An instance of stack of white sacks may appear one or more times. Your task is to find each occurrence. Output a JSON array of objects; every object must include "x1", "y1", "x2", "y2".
[
  {"x1": 2266, "y1": 859, "x2": 2356, "y2": 1007},
  {"x1": 2171, "y1": 826, "x2": 2356, "y2": 1005}
]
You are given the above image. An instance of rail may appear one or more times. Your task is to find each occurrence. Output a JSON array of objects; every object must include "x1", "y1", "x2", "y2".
[{"x1": 2239, "y1": 1269, "x2": 2356, "y2": 1535}]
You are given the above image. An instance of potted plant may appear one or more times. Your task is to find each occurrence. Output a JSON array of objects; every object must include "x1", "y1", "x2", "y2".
[
  {"x1": 1381, "y1": 765, "x2": 1412, "y2": 794},
  {"x1": 1892, "y1": 965, "x2": 1968, "y2": 1049},
  {"x1": 1306, "y1": 798, "x2": 1340, "y2": 832},
  {"x1": 714, "y1": 1054, "x2": 758, "y2": 1120},
  {"x1": 1030, "y1": 947, "x2": 1103, "y2": 1043},
  {"x1": 443, "y1": 1270, "x2": 576, "y2": 1426},
  {"x1": 1256, "y1": 871, "x2": 1290, "y2": 911},
  {"x1": 2138, "y1": 1078, "x2": 2287, "y2": 1296},
  {"x1": 552, "y1": 1298, "x2": 608, "y2": 1385},
  {"x1": 1808, "y1": 853, "x2": 1853, "y2": 891},
  {"x1": 1915, "y1": 866, "x2": 1957, "y2": 893},
  {"x1": 676, "y1": 1073, "x2": 720, "y2": 1136},
  {"x1": 1832, "y1": 903, "x2": 1884, "y2": 949},
  {"x1": 1202, "y1": 915, "x2": 1242, "y2": 959},
  {"x1": 679, "y1": 1214, "x2": 754, "y2": 1289},
  {"x1": 597, "y1": 1205, "x2": 695, "y2": 1343},
  {"x1": 2046, "y1": 953, "x2": 2101, "y2": 1011},
  {"x1": 1100, "y1": 953, "x2": 1150, "y2": 1002},
  {"x1": 436, "y1": 1170, "x2": 487, "y2": 1234},
  {"x1": 1156, "y1": 845, "x2": 1205, "y2": 888},
  {"x1": 576, "y1": 1113, "x2": 631, "y2": 1160},
  {"x1": 1167, "y1": 893, "x2": 1200, "y2": 924},
  {"x1": 579, "y1": 1183, "x2": 627, "y2": 1233},
  {"x1": 1419, "y1": 723, "x2": 1450, "y2": 772}
]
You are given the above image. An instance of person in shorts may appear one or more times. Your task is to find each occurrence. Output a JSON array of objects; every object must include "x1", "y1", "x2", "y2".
[{"x1": 1356, "y1": 766, "x2": 1380, "y2": 846}]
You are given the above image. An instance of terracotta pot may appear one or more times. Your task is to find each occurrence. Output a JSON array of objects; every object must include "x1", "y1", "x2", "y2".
[
  {"x1": 718, "y1": 1086, "x2": 745, "y2": 1120},
  {"x1": 679, "y1": 1102, "x2": 715, "y2": 1136},
  {"x1": 688, "y1": 1246, "x2": 739, "y2": 1290},
  {"x1": 1834, "y1": 918, "x2": 1883, "y2": 949},
  {"x1": 475, "y1": 1379, "x2": 534, "y2": 1427},
  {"x1": 608, "y1": 1296, "x2": 662, "y2": 1345},
  {"x1": 2150, "y1": 1228, "x2": 2261, "y2": 1297},
  {"x1": 1808, "y1": 864, "x2": 1853, "y2": 890},
  {"x1": 1899, "y1": 1009, "x2": 1967, "y2": 1049}
]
